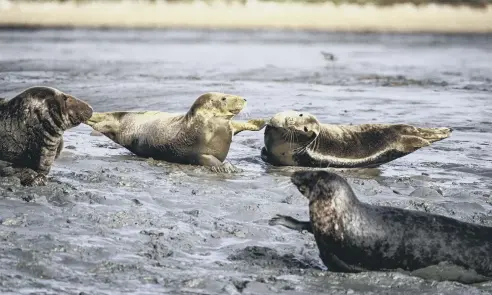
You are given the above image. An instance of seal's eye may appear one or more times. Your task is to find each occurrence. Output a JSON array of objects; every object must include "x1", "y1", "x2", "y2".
[
  {"x1": 304, "y1": 127, "x2": 308, "y2": 132},
  {"x1": 63, "y1": 95, "x2": 69, "y2": 102},
  {"x1": 299, "y1": 114, "x2": 303, "y2": 117},
  {"x1": 222, "y1": 97, "x2": 227, "y2": 101}
]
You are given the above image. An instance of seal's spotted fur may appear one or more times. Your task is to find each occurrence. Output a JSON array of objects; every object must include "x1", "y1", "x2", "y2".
[
  {"x1": 261, "y1": 111, "x2": 452, "y2": 168},
  {"x1": 270, "y1": 170, "x2": 492, "y2": 276},
  {"x1": 0, "y1": 86, "x2": 93, "y2": 186}
]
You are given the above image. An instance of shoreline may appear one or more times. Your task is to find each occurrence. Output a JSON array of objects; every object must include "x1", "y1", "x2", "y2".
[{"x1": 0, "y1": 1, "x2": 491, "y2": 33}]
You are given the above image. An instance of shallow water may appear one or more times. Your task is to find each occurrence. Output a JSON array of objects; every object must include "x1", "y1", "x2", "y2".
[{"x1": 0, "y1": 28, "x2": 492, "y2": 295}]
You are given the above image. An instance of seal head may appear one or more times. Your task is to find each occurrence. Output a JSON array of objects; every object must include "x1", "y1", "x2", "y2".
[
  {"x1": 290, "y1": 170, "x2": 348, "y2": 202},
  {"x1": 188, "y1": 92, "x2": 246, "y2": 119},
  {"x1": 269, "y1": 110, "x2": 321, "y2": 142}
]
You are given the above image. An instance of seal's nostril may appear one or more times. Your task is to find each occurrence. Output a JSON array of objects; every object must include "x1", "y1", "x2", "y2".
[{"x1": 244, "y1": 98, "x2": 247, "y2": 102}]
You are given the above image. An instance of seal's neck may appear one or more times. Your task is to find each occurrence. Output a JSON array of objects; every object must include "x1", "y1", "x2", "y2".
[
  {"x1": 308, "y1": 186, "x2": 361, "y2": 233},
  {"x1": 186, "y1": 109, "x2": 232, "y2": 122}
]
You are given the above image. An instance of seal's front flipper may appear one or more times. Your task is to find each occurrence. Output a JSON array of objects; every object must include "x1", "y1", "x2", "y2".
[
  {"x1": 269, "y1": 214, "x2": 313, "y2": 233},
  {"x1": 232, "y1": 119, "x2": 267, "y2": 135},
  {"x1": 0, "y1": 166, "x2": 48, "y2": 186},
  {"x1": 55, "y1": 138, "x2": 64, "y2": 160},
  {"x1": 210, "y1": 162, "x2": 242, "y2": 173},
  {"x1": 196, "y1": 154, "x2": 242, "y2": 173},
  {"x1": 85, "y1": 112, "x2": 109, "y2": 127},
  {"x1": 21, "y1": 173, "x2": 47, "y2": 186},
  {"x1": 85, "y1": 111, "x2": 134, "y2": 127}
]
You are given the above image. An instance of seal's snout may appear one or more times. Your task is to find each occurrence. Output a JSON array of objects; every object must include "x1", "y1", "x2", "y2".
[
  {"x1": 291, "y1": 170, "x2": 343, "y2": 199},
  {"x1": 291, "y1": 170, "x2": 315, "y2": 189},
  {"x1": 66, "y1": 96, "x2": 94, "y2": 126},
  {"x1": 76, "y1": 100, "x2": 94, "y2": 122}
]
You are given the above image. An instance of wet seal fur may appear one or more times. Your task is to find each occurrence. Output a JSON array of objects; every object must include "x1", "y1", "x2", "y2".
[
  {"x1": 269, "y1": 171, "x2": 492, "y2": 278},
  {"x1": 261, "y1": 111, "x2": 452, "y2": 168},
  {"x1": 0, "y1": 86, "x2": 93, "y2": 186},
  {"x1": 85, "y1": 92, "x2": 265, "y2": 173}
]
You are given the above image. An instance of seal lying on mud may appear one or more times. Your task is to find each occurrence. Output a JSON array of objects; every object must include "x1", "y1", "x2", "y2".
[
  {"x1": 85, "y1": 92, "x2": 265, "y2": 173},
  {"x1": 0, "y1": 86, "x2": 93, "y2": 186},
  {"x1": 269, "y1": 170, "x2": 492, "y2": 277},
  {"x1": 261, "y1": 111, "x2": 452, "y2": 168}
]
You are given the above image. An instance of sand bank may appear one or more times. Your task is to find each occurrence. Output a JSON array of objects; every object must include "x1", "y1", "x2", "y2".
[{"x1": 0, "y1": 0, "x2": 491, "y2": 33}]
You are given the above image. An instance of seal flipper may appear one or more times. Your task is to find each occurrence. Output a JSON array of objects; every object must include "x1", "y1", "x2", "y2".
[
  {"x1": 55, "y1": 138, "x2": 64, "y2": 159},
  {"x1": 196, "y1": 154, "x2": 242, "y2": 173},
  {"x1": 0, "y1": 164, "x2": 47, "y2": 186},
  {"x1": 269, "y1": 214, "x2": 313, "y2": 233},
  {"x1": 268, "y1": 213, "x2": 366, "y2": 272},
  {"x1": 391, "y1": 124, "x2": 452, "y2": 143},
  {"x1": 209, "y1": 162, "x2": 242, "y2": 173},
  {"x1": 323, "y1": 252, "x2": 367, "y2": 273},
  {"x1": 232, "y1": 119, "x2": 267, "y2": 135},
  {"x1": 415, "y1": 127, "x2": 452, "y2": 143}
]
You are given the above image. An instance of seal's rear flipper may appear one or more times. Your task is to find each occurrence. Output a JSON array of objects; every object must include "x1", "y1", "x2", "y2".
[
  {"x1": 409, "y1": 262, "x2": 491, "y2": 284},
  {"x1": 416, "y1": 127, "x2": 453, "y2": 143},
  {"x1": 269, "y1": 214, "x2": 313, "y2": 233},
  {"x1": 398, "y1": 136, "x2": 431, "y2": 153}
]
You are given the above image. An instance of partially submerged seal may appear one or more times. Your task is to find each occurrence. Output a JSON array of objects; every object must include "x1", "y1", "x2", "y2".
[
  {"x1": 85, "y1": 92, "x2": 265, "y2": 173},
  {"x1": 261, "y1": 111, "x2": 452, "y2": 168},
  {"x1": 269, "y1": 170, "x2": 492, "y2": 277},
  {"x1": 0, "y1": 86, "x2": 93, "y2": 186}
]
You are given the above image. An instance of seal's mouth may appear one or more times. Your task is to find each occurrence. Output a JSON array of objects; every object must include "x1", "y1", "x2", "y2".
[
  {"x1": 69, "y1": 104, "x2": 94, "y2": 127},
  {"x1": 229, "y1": 108, "x2": 243, "y2": 115}
]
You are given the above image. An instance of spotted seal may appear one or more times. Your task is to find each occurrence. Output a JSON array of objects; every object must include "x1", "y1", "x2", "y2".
[
  {"x1": 85, "y1": 92, "x2": 265, "y2": 173},
  {"x1": 269, "y1": 170, "x2": 492, "y2": 277},
  {"x1": 0, "y1": 86, "x2": 93, "y2": 186},
  {"x1": 261, "y1": 111, "x2": 452, "y2": 168}
]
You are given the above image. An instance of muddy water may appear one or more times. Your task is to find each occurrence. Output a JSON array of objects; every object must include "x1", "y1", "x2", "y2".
[{"x1": 0, "y1": 29, "x2": 492, "y2": 294}]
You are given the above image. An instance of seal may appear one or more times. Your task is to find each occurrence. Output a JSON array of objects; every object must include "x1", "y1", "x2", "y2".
[
  {"x1": 261, "y1": 111, "x2": 452, "y2": 168},
  {"x1": 85, "y1": 92, "x2": 265, "y2": 173},
  {"x1": 0, "y1": 86, "x2": 93, "y2": 186},
  {"x1": 269, "y1": 170, "x2": 492, "y2": 277}
]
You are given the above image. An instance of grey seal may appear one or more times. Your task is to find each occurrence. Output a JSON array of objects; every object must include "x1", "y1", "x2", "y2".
[
  {"x1": 85, "y1": 92, "x2": 265, "y2": 173},
  {"x1": 0, "y1": 86, "x2": 93, "y2": 186},
  {"x1": 261, "y1": 111, "x2": 452, "y2": 168},
  {"x1": 269, "y1": 170, "x2": 492, "y2": 277}
]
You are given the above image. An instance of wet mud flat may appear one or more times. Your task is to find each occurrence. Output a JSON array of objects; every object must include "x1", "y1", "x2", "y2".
[{"x1": 1, "y1": 29, "x2": 492, "y2": 294}]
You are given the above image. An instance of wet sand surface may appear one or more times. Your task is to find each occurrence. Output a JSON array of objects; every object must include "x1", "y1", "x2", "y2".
[{"x1": 0, "y1": 29, "x2": 492, "y2": 294}]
